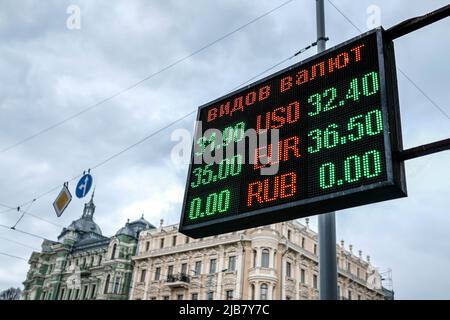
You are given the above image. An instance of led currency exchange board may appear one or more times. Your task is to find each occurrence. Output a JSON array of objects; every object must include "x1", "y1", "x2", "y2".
[{"x1": 179, "y1": 29, "x2": 406, "y2": 238}]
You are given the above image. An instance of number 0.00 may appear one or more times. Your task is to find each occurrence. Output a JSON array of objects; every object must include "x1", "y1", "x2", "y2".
[
  {"x1": 189, "y1": 189, "x2": 231, "y2": 220},
  {"x1": 319, "y1": 150, "x2": 383, "y2": 189}
]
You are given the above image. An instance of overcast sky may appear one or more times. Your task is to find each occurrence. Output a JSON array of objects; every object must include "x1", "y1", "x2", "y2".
[{"x1": 0, "y1": 0, "x2": 449, "y2": 299}]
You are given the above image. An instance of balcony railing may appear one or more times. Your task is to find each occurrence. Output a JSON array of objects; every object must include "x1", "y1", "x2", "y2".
[{"x1": 166, "y1": 273, "x2": 190, "y2": 285}]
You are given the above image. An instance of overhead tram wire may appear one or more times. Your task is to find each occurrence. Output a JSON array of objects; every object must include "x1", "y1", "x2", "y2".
[
  {"x1": 11, "y1": 199, "x2": 35, "y2": 230},
  {"x1": 231, "y1": 39, "x2": 327, "y2": 91},
  {"x1": 0, "y1": 223, "x2": 48, "y2": 241},
  {"x1": 327, "y1": 0, "x2": 450, "y2": 121},
  {"x1": 0, "y1": 201, "x2": 63, "y2": 229},
  {"x1": 0, "y1": 208, "x2": 15, "y2": 214},
  {"x1": 0, "y1": 202, "x2": 15, "y2": 210},
  {"x1": 0, "y1": 251, "x2": 28, "y2": 262},
  {"x1": 0, "y1": 235, "x2": 40, "y2": 251},
  {"x1": 13, "y1": 41, "x2": 323, "y2": 210},
  {"x1": 0, "y1": 0, "x2": 296, "y2": 154}
]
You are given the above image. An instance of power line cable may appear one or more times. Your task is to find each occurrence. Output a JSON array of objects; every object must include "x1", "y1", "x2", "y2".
[
  {"x1": 397, "y1": 69, "x2": 450, "y2": 120},
  {"x1": 0, "y1": 0, "x2": 296, "y2": 154},
  {"x1": 0, "y1": 224, "x2": 48, "y2": 240},
  {"x1": 231, "y1": 39, "x2": 327, "y2": 91},
  {"x1": 0, "y1": 208, "x2": 15, "y2": 214},
  {"x1": 11, "y1": 199, "x2": 35, "y2": 230},
  {"x1": 327, "y1": 0, "x2": 450, "y2": 120},
  {"x1": 0, "y1": 202, "x2": 15, "y2": 210},
  {"x1": 0, "y1": 201, "x2": 63, "y2": 228},
  {"x1": 18, "y1": 208, "x2": 64, "y2": 228},
  {"x1": 0, "y1": 235, "x2": 40, "y2": 251},
  {"x1": 0, "y1": 251, "x2": 28, "y2": 261}
]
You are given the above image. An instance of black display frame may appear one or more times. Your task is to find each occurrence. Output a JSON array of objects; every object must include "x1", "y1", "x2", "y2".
[{"x1": 179, "y1": 28, "x2": 407, "y2": 238}]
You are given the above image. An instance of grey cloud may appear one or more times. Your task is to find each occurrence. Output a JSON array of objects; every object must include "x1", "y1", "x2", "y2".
[{"x1": 0, "y1": 0, "x2": 450, "y2": 299}]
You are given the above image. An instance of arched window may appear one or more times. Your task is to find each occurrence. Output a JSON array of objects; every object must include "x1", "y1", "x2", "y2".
[
  {"x1": 260, "y1": 284, "x2": 268, "y2": 300},
  {"x1": 261, "y1": 249, "x2": 270, "y2": 268},
  {"x1": 113, "y1": 275, "x2": 121, "y2": 294},
  {"x1": 111, "y1": 244, "x2": 117, "y2": 260},
  {"x1": 104, "y1": 274, "x2": 111, "y2": 294}
]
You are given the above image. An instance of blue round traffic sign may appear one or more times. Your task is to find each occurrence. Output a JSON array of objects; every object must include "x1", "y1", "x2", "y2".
[{"x1": 76, "y1": 174, "x2": 93, "y2": 198}]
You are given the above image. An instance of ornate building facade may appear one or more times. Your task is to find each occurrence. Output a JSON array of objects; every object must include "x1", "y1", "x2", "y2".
[
  {"x1": 130, "y1": 219, "x2": 386, "y2": 300},
  {"x1": 22, "y1": 193, "x2": 154, "y2": 300}
]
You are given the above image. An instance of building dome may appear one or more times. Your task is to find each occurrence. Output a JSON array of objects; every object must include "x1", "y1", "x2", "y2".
[
  {"x1": 115, "y1": 224, "x2": 135, "y2": 237},
  {"x1": 58, "y1": 191, "x2": 102, "y2": 241},
  {"x1": 68, "y1": 217, "x2": 102, "y2": 235},
  {"x1": 129, "y1": 216, "x2": 155, "y2": 230},
  {"x1": 115, "y1": 215, "x2": 155, "y2": 239}
]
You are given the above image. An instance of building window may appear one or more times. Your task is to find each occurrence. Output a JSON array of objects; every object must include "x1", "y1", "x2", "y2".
[
  {"x1": 167, "y1": 265, "x2": 174, "y2": 279},
  {"x1": 83, "y1": 285, "x2": 88, "y2": 299},
  {"x1": 181, "y1": 263, "x2": 187, "y2": 275},
  {"x1": 286, "y1": 262, "x2": 292, "y2": 277},
  {"x1": 60, "y1": 288, "x2": 65, "y2": 300},
  {"x1": 177, "y1": 294, "x2": 184, "y2": 300},
  {"x1": 191, "y1": 293, "x2": 198, "y2": 300},
  {"x1": 347, "y1": 262, "x2": 351, "y2": 272},
  {"x1": 228, "y1": 256, "x2": 236, "y2": 272},
  {"x1": 194, "y1": 261, "x2": 202, "y2": 276},
  {"x1": 91, "y1": 285, "x2": 96, "y2": 299},
  {"x1": 75, "y1": 289, "x2": 79, "y2": 300},
  {"x1": 313, "y1": 244, "x2": 317, "y2": 255},
  {"x1": 104, "y1": 275, "x2": 111, "y2": 294},
  {"x1": 260, "y1": 284, "x2": 268, "y2": 300},
  {"x1": 261, "y1": 249, "x2": 270, "y2": 268},
  {"x1": 185, "y1": 236, "x2": 190, "y2": 244},
  {"x1": 145, "y1": 241, "x2": 150, "y2": 252},
  {"x1": 155, "y1": 267, "x2": 161, "y2": 280},
  {"x1": 172, "y1": 235, "x2": 177, "y2": 246},
  {"x1": 140, "y1": 269, "x2": 147, "y2": 282},
  {"x1": 287, "y1": 230, "x2": 291, "y2": 240},
  {"x1": 348, "y1": 290, "x2": 352, "y2": 300},
  {"x1": 253, "y1": 250, "x2": 257, "y2": 268},
  {"x1": 300, "y1": 269, "x2": 306, "y2": 284},
  {"x1": 163, "y1": 296, "x2": 169, "y2": 300},
  {"x1": 358, "y1": 294, "x2": 362, "y2": 300},
  {"x1": 226, "y1": 290, "x2": 233, "y2": 300},
  {"x1": 68, "y1": 289, "x2": 73, "y2": 300},
  {"x1": 207, "y1": 291, "x2": 214, "y2": 300},
  {"x1": 313, "y1": 274, "x2": 318, "y2": 289},
  {"x1": 251, "y1": 284, "x2": 255, "y2": 300},
  {"x1": 209, "y1": 259, "x2": 217, "y2": 274},
  {"x1": 357, "y1": 267, "x2": 360, "y2": 278},
  {"x1": 111, "y1": 244, "x2": 117, "y2": 260},
  {"x1": 160, "y1": 238, "x2": 164, "y2": 249},
  {"x1": 301, "y1": 237, "x2": 305, "y2": 248}
]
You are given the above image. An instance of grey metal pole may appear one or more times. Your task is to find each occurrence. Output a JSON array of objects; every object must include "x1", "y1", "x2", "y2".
[{"x1": 316, "y1": 0, "x2": 338, "y2": 300}]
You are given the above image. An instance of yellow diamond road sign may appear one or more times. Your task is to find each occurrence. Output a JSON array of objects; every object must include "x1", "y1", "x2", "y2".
[{"x1": 53, "y1": 185, "x2": 72, "y2": 217}]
